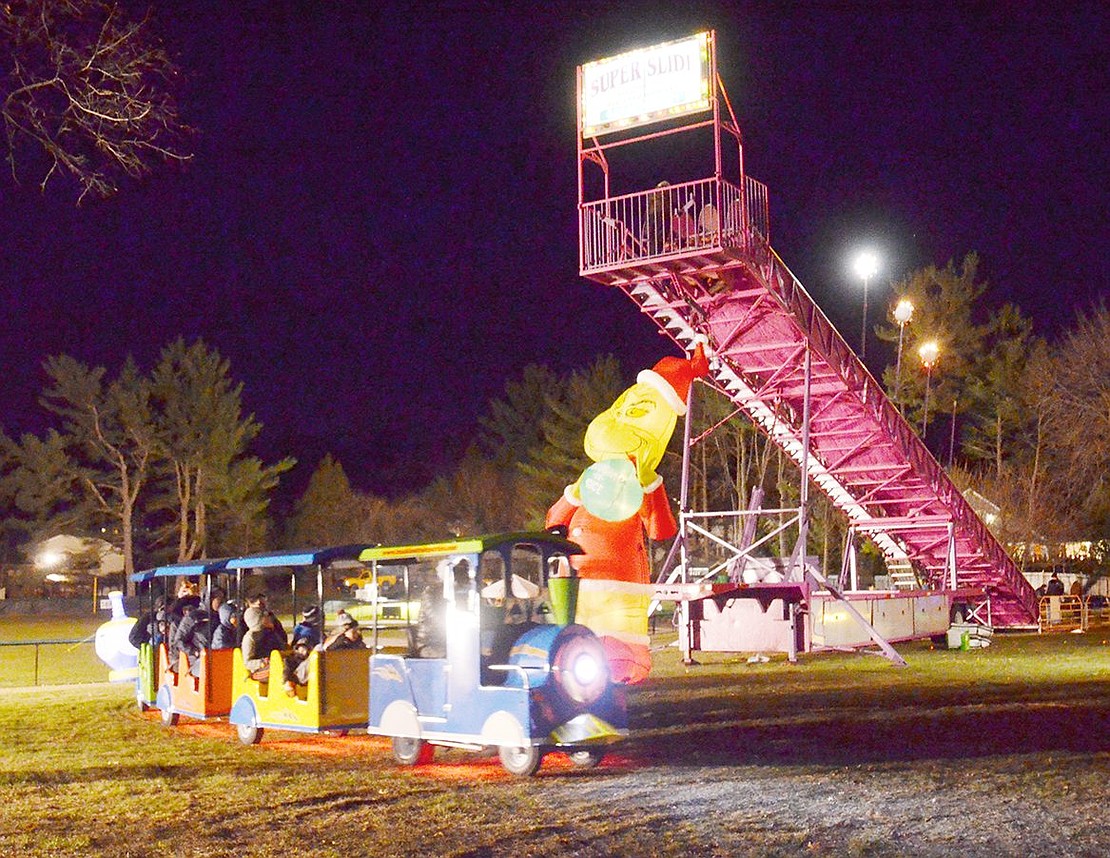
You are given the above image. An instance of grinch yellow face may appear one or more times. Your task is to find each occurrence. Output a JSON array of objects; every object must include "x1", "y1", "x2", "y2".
[{"x1": 583, "y1": 381, "x2": 678, "y2": 486}]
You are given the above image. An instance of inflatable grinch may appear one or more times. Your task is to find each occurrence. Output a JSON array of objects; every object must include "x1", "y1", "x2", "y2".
[{"x1": 546, "y1": 344, "x2": 709, "y2": 683}]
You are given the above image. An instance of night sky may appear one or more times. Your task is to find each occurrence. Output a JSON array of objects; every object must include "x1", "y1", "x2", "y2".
[{"x1": 3, "y1": 1, "x2": 1106, "y2": 498}]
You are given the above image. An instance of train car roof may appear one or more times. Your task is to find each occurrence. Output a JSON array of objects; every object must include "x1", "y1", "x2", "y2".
[
  {"x1": 130, "y1": 557, "x2": 231, "y2": 583},
  {"x1": 224, "y1": 543, "x2": 376, "y2": 570},
  {"x1": 359, "y1": 532, "x2": 583, "y2": 564}
]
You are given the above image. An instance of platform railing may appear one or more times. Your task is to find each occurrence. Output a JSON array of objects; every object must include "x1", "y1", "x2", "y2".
[
  {"x1": 1086, "y1": 595, "x2": 1110, "y2": 626},
  {"x1": 1038, "y1": 595, "x2": 1086, "y2": 632},
  {"x1": 579, "y1": 175, "x2": 769, "y2": 274}
]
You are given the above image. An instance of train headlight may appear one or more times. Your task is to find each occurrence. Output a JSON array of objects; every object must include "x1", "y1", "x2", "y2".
[
  {"x1": 572, "y1": 652, "x2": 601, "y2": 685},
  {"x1": 552, "y1": 627, "x2": 609, "y2": 707}
]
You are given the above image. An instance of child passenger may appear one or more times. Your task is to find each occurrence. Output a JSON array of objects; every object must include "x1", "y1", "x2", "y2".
[
  {"x1": 241, "y1": 607, "x2": 287, "y2": 678},
  {"x1": 283, "y1": 637, "x2": 313, "y2": 697},
  {"x1": 211, "y1": 601, "x2": 240, "y2": 650},
  {"x1": 291, "y1": 605, "x2": 322, "y2": 647},
  {"x1": 282, "y1": 617, "x2": 366, "y2": 697},
  {"x1": 323, "y1": 617, "x2": 367, "y2": 651}
]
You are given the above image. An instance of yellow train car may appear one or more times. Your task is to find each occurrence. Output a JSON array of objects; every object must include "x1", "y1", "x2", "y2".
[
  {"x1": 225, "y1": 544, "x2": 376, "y2": 743},
  {"x1": 230, "y1": 645, "x2": 370, "y2": 742}
]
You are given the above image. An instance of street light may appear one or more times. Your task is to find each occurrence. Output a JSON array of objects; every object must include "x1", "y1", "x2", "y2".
[
  {"x1": 36, "y1": 550, "x2": 64, "y2": 569},
  {"x1": 853, "y1": 250, "x2": 880, "y2": 361},
  {"x1": 948, "y1": 398, "x2": 958, "y2": 467},
  {"x1": 892, "y1": 298, "x2": 914, "y2": 408},
  {"x1": 918, "y1": 340, "x2": 939, "y2": 438}
]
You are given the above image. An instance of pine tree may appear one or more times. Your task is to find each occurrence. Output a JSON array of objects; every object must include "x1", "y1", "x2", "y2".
[
  {"x1": 286, "y1": 454, "x2": 369, "y2": 548},
  {"x1": 963, "y1": 303, "x2": 1037, "y2": 476},
  {"x1": 38, "y1": 354, "x2": 155, "y2": 582},
  {"x1": 517, "y1": 355, "x2": 626, "y2": 525},
  {"x1": 150, "y1": 338, "x2": 292, "y2": 560},
  {"x1": 477, "y1": 364, "x2": 559, "y2": 466},
  {"x1": 877, "y1": 254, "x2": 987, "y2": 439}
]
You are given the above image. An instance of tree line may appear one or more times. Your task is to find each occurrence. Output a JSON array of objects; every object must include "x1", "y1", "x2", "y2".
[
  {"x1": 3, "y1": 257, "x2": 1106, "y2": 592},
  {"x1": 0, "y1": 339, "x2": 293, "y2": 582}
]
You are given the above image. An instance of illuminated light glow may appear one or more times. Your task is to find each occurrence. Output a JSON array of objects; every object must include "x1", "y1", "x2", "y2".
[
  {"x1": 581, "y1": 32, "x2": 711, "y2": 138},
  {"x1": 572, "y1": 652, "x2": 601, "y2": 685},
  {"x1": 45, "y1": 573, "x2": 70, "y2": 583},
  {"x1": 552, "y1": 631, "x2": 610, "y2": 705},
  {"x1": 919, "y1": 340, "x2": 940, "y2": 368},
  {"x1": 37, "y1": 550, "x2": 64, "y2": 568},
  {"x1": 893, "y1": 298, "x2": 914, "y2": 325},
  {"x1": 853, "y1": 249, "x2": 880, "y2": 281}
]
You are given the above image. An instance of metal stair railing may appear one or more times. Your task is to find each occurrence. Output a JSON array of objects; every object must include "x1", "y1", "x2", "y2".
[{"x1": 580, "y1": 194, "x2": 1037, "y2": 626}]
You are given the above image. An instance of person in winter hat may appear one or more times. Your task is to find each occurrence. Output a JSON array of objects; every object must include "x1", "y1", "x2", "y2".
[
  {"x1": 211, "y1": 601, "x2": 240, "y2": 650},
  {"x1": 291, "y1": 604, "x2": 322, "y2": 647}
]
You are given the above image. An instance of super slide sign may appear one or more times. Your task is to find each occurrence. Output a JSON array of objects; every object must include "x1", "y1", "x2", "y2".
[{"x1": 580, "y1": 32, "x2": 711, "y2": 138}]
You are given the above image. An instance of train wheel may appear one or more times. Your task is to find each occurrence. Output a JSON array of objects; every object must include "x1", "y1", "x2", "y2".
[
  {"x1": 236, "y1": 723, "x2": 263, "y2": 745},
  {"x1": 499, "y1": 744, "x2": 544, "y2": 776},
  {"x1": 160, "y1": 707, "x2": 178, "y2": 727},
  {"x1": 567, "y1": 749, "x2": 605, "y2": 769},
  {"x1": 392, "y1": 736, "x2": 433, "y2": 766}
]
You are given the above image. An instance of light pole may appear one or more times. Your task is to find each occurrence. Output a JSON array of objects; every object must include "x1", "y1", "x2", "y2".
[
  {"x1": 948, "y1": 398, "x2": 958, "y2": 467},
  {"x1": 853, "y1": 250, "x2": 880, "y2": 361},
  {"x1": 918, "y1": 340, "x2": 939, "y2": 438},
  {"x1": 892, "y1": 298, "x2": 914, "y2": 408}
]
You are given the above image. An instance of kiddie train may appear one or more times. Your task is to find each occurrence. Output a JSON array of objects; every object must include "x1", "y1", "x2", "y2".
[{"x1": 125, "y1": 532, "x2": 626, "y2": 776}]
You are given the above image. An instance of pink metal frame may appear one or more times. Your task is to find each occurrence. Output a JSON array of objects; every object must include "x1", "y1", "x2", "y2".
[{"x1": 576, "y1": 33, "x2": 1037, "y2": 627}]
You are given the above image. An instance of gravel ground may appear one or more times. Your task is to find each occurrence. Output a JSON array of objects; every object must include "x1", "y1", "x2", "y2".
[{"x1": 534, "y1": 753, "x2": 1109, "y2": 857}]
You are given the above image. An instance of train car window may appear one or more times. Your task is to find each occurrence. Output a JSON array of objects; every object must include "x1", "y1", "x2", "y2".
[
  {"x1": 448, "y1": 557, "x2": 474, "y2": 610},
  {"x1": 510, "y1": 545, "x2": 543, "y2": 593},
  {"x1": 510, "y1": 544, "x2": 555, "y2": 624},
  {"x1": 478, "y1": 550, "x2": 506, "y2": 656},
  {"x1": 479, "y1": 551, "x2": 505, "y2": 594},
  {"x1": 547, "y1": 554, "x2": 572, "y2": 581}
]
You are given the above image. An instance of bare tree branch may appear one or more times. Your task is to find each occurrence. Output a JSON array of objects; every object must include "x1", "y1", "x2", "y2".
[{"x1": 1, "y1": 0, "x2": 192, "y2": 202}]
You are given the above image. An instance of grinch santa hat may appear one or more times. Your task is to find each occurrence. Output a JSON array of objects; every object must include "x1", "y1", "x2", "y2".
[{"x1": 636, "y1": 342, "x2": 710, "y2": 416}]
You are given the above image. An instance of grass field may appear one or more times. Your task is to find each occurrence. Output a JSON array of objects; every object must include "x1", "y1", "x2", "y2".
[
  {"x1": 0, "y1": 616, "x2": 106, "y2": 687},
  {"x1": 0, "y1": 630, "x2": 1107, "y2": 857}
]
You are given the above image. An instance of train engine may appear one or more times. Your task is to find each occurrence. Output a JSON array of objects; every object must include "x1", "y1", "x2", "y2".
[{"x1": 363, "y1": 532, "x2": 628, "y2": 776}]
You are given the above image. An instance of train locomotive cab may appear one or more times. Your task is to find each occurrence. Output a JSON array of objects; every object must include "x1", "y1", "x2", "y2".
[{"x1": 364, "y1": 533, "x2": 628, "y2": 776}]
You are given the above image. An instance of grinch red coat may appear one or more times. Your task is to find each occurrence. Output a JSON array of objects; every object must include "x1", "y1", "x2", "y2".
[{"x1": 546, "y1": 477, "x2": 677, "y2": 684}]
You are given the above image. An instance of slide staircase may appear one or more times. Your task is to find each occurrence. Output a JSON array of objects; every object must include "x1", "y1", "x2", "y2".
[{"x1": 578, "y1": 176, "x2": 1038, "y2": 627}]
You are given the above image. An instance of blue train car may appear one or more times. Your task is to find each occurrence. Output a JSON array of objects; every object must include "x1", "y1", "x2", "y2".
[{"x1": 362, "y1": 532, "x2": 627, "y2": 775}]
